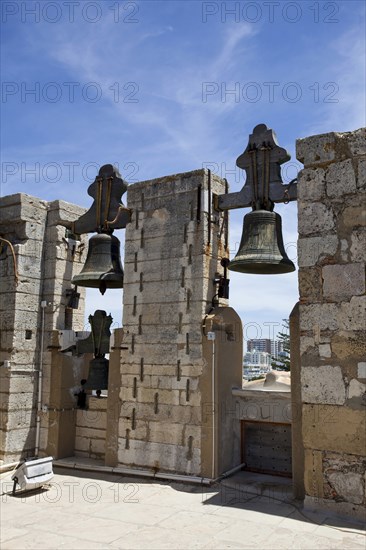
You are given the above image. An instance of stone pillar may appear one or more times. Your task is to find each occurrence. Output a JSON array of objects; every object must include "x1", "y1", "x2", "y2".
[
  {"x1": 118, "y1": 169, "x2": 242, "y2": 477},
  {"x1": 0, "y1": 194, "x2": 86, "y2": 463},
  {"x1": 1, "y1": 194, "x2": 47, "y2": 463},
  {"x1": 289, "y1": 302, "x2": 304, "y2": 499},
  {"x1": 296, "y1": 127, "x2": 366, "y2": 519},
  {"x1": 105, "y1": 328, "x2": 124, "y2": 467},
  {"x1": 202, "y1": 307, "x2": 243, "y2": 477}
]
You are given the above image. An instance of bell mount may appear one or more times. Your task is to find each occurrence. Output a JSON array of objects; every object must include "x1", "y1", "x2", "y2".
[
  {"x1": 217, "y1": 124, "x2": 298, "y2": 275},
  {"x1": 57, "y1": 164, "x2": 131, "y2": 294},
  {"x1": 217, "y1": 123, "x2": 297, "y2": 213}
]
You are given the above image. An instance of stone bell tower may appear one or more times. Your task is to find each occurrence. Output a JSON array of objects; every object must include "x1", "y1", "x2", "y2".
[{"x1": 105, "y1": 169, "x2": 243, "y2": 478}]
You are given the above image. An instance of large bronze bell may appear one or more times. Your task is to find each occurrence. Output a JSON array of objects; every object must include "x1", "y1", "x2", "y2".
[
  {"x1": 72, "y1": 233, "x2": 124, "y2": 294},
  {"x1": 84, "y1": 357, "x2": 109, "y2": 391},
  {"x1": 228, "y1": 210, "x2": 295, "y2": 275}
]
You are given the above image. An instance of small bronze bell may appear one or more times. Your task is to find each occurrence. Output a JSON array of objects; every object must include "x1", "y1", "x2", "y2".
[
  {"x1": 72, "y1": 233, "x2": 123, "y2": 294},
  {"x1": 84, "y1": 357, "x2": 109, "y2": 391},
  {"x1": 228, "y1": 210, "x2": 295, "y2": 275}
]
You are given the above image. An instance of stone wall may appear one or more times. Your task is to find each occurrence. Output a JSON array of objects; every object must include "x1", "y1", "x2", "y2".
[
  {"x1": 75, "y1": 397, "x2": 107, "y2": 461},
  {"x1": 0, "y1": 194, "x2": 87, "y2": 463},
  {"x1": 113, "y1": 169, "x2": 242, "y2": 477},
  {"x1": 296, "y1": 128, "x2": 366, "y2": 519}
]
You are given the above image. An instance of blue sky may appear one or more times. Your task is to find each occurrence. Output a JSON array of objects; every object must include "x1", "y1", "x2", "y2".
[{"x1": 1, "y1": 0, "x2": 365, "y2": 342}]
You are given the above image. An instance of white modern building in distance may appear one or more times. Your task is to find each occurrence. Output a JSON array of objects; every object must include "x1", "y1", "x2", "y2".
[
  {"x1": 243, "y1": 350, "x2": 272, "y2": 380},
  {"x1": 247, "y1": 338, "x2": 284, "y2": 358}
]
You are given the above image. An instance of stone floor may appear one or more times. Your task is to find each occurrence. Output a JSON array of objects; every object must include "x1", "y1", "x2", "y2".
[{"x1": 0, "y1": 466, "x2": 365, "y2": 549}]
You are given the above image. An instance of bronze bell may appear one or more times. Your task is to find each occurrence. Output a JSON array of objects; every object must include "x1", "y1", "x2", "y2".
[
  {"x1": 228, "y1": 210, "x2": 295, "y2": 275},
  {"x1": 72, "y1": 233, "x2": 123, "y2": 294},
  {"x1": 84, "y1": 357, "x2": 109, "y2": 391}
]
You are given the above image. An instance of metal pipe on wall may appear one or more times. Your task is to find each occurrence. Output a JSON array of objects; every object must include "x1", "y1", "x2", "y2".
[{"x1": 35, "y1": 300, "x2": 47, "y2": 457}]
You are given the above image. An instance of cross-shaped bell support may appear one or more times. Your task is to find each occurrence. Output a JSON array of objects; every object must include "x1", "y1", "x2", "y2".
[
  {"x1": 77, "y1": 309, "x2": 113, "y2": 392},
  {"x1": 218, "y1": 124, "x2": 297, "y2": 275}
]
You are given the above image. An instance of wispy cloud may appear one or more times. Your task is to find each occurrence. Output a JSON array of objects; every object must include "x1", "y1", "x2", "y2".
[{"x1": 3, "y1": 1, "x2": 364, "y2": 331}]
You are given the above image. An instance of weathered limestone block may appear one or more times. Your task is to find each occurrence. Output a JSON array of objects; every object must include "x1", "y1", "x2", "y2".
[
  {"x1": 117, "y1": 439, "x2": 200, "y2": 474},
  {"x1": 128, "y1": 171, "x2": 200, "y2": 200},
  {"x1": 300, "y1": 303, "x2": 338, "y2": 331},
  {"x1": 121, "y1": 386, "x2": 181, "y2": 406},
  {"x1": 147, "y1": 422, "x2": 186, "y2": 446},
  {"x1": 122, "y1": 421, "x2": 149, "y2": 442},
  {"x1": 138, "y1": 326, "x2": 203, "y2": 346},
  {"x1": 326, "y1": 159, "x2": 357, "y2": 198},
  {"x1": 331, "y1": 331, "x2": 366, "y2": 361},
  {"x1": 301, "y1": 365, "x2": 346, "y2": 405},
  {"x1": 323, "y1": 452, "x2": 366, "y2": 505},
  {"x1": 124, "y1": 256, "x2": 184, "y2": 282},
  {"x1": 38, "y1": 426, "x2": 49, "y2": 454},
  {"x1": 0, "y1": 408, "x2": 36, "y2": 430},
  {"x1": 149, "y1": 375, "x2": 199, "y2": 391},
  {"x1": 327, "y1": 472, "x2": 364, "y2": 505},
  {"x1": 48, "y1": 199, "x2": 87, "y2": 224},
  {"x1": 300, "y1": 336, "x2": 315, "y2": 356},
  {"x1": 358, "y1": 362, "x2": 366, "y2": 379},
  {"x1": 126, "y1": 228, "x2": 198, "y2": 253},
  {"x1": 123, "y1": 303, "x2": 205, "y2": 328},
  {"x1": 122, "y1": 374, "x2": 198, "y2": 394},
  {"x1": 1, "y1": 275, "x2": 42, "y2": 296},
  {"x1": 124, "y1": 280, "x2": 185, "y2": 303},
  {"x1": 347, "y1": 127, "x2": 366, "y2": 156},
  {"x1": 76, "y1": 409, "x2": 106, "y2": 430},
  {"x1": 178, "y1": 389, "x2": 201, "y2": 407},
  {"x1": 15, "y1": 254, "x2": 43, "y2": 278},
  {"x1": 338, "y1": 296, "x2": 366, "y2": 331},
  {"x1": 21, "y1": 221, "x2": 46, "y2": 241},
  {"x1": 13, "y1": 238, "x2": 43, "y2": 258},
  {"x1": 122, "y1": 364, "x2": 177, "y2": 377},
  {"x1": 297, "y1": 128, "x2": 365, "y2": 167},
  {"x1": 87, "y1": 396, "x2": 108, "y2": 411},
  {"x1": 125, "y1": 343, "x2": 179, "y2": 365},
  {"x1": 350, "y1": 229, "x2": 366, "y2": 262},
  {"x1": 298, "y1": 203, "x2": 335, "y2": 236},
  {"x1": 0, "y1": 390, "x2": 36, "y2": 411},
  {"x1": 322, "y1": 263, "x2": 365, "y2": 301},
  {"x1": 43, "y1": 257, "x2": 83, "y2": 280},
  {"x1": 346, "y1": 379, "x2": 366, "y2": 409},
  {"x1": 340, "y1": 203, "x2": 366, "y2": 229},
  {"x1": 123, "y1": 284, "x2": 216, "y2": 317},
  {"x1": 297, "y1": 132, "x2": 339, "y2": 167},
  {"x1": 75, "y1": 426, "x2": 105, "y2": 449},
  {"x1": 120, "y1": 402, "x2": 202, "y2": 425},
  {"x1": 3, "y1": 427, "x2": 37, "y2": 453},
  {"x1": 318, "y1": 344, "x2": 331, "y2": 358},
  {"x1": 9, "y1": 374, "x2": 38, "y2": 393},
  {"x1": 122, "y1": 363, "x2": 204, "y2": 378},
  {"x1": 357, "y1": 158, "x2": 366, "y2": 190},
  {"x1": 127, "y1": 212, "x2": 197, "y2": 242},
  {"x1": 297, "y1": 168, "x2": 326, "y2": 202},
  {"x1": 298, "y1": 267, "x2": 323, "y2": 302},
  {"x1": 2, "y1": 294, "x2": 40, "y2": 316},
  {"x1": 74, "y1": 436, "x2": 105, "y2": 455},
  {"x1": 298, "y1": 235, "x2": 338, "y2": 267},
  {"x1": 302, "y1": 404, "x2": 365, "y2": 456}
]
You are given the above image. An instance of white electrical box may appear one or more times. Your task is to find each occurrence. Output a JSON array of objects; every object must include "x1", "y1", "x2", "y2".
[{"x1": 207, "y1": 331, "x2": 216, "y2": 341}]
